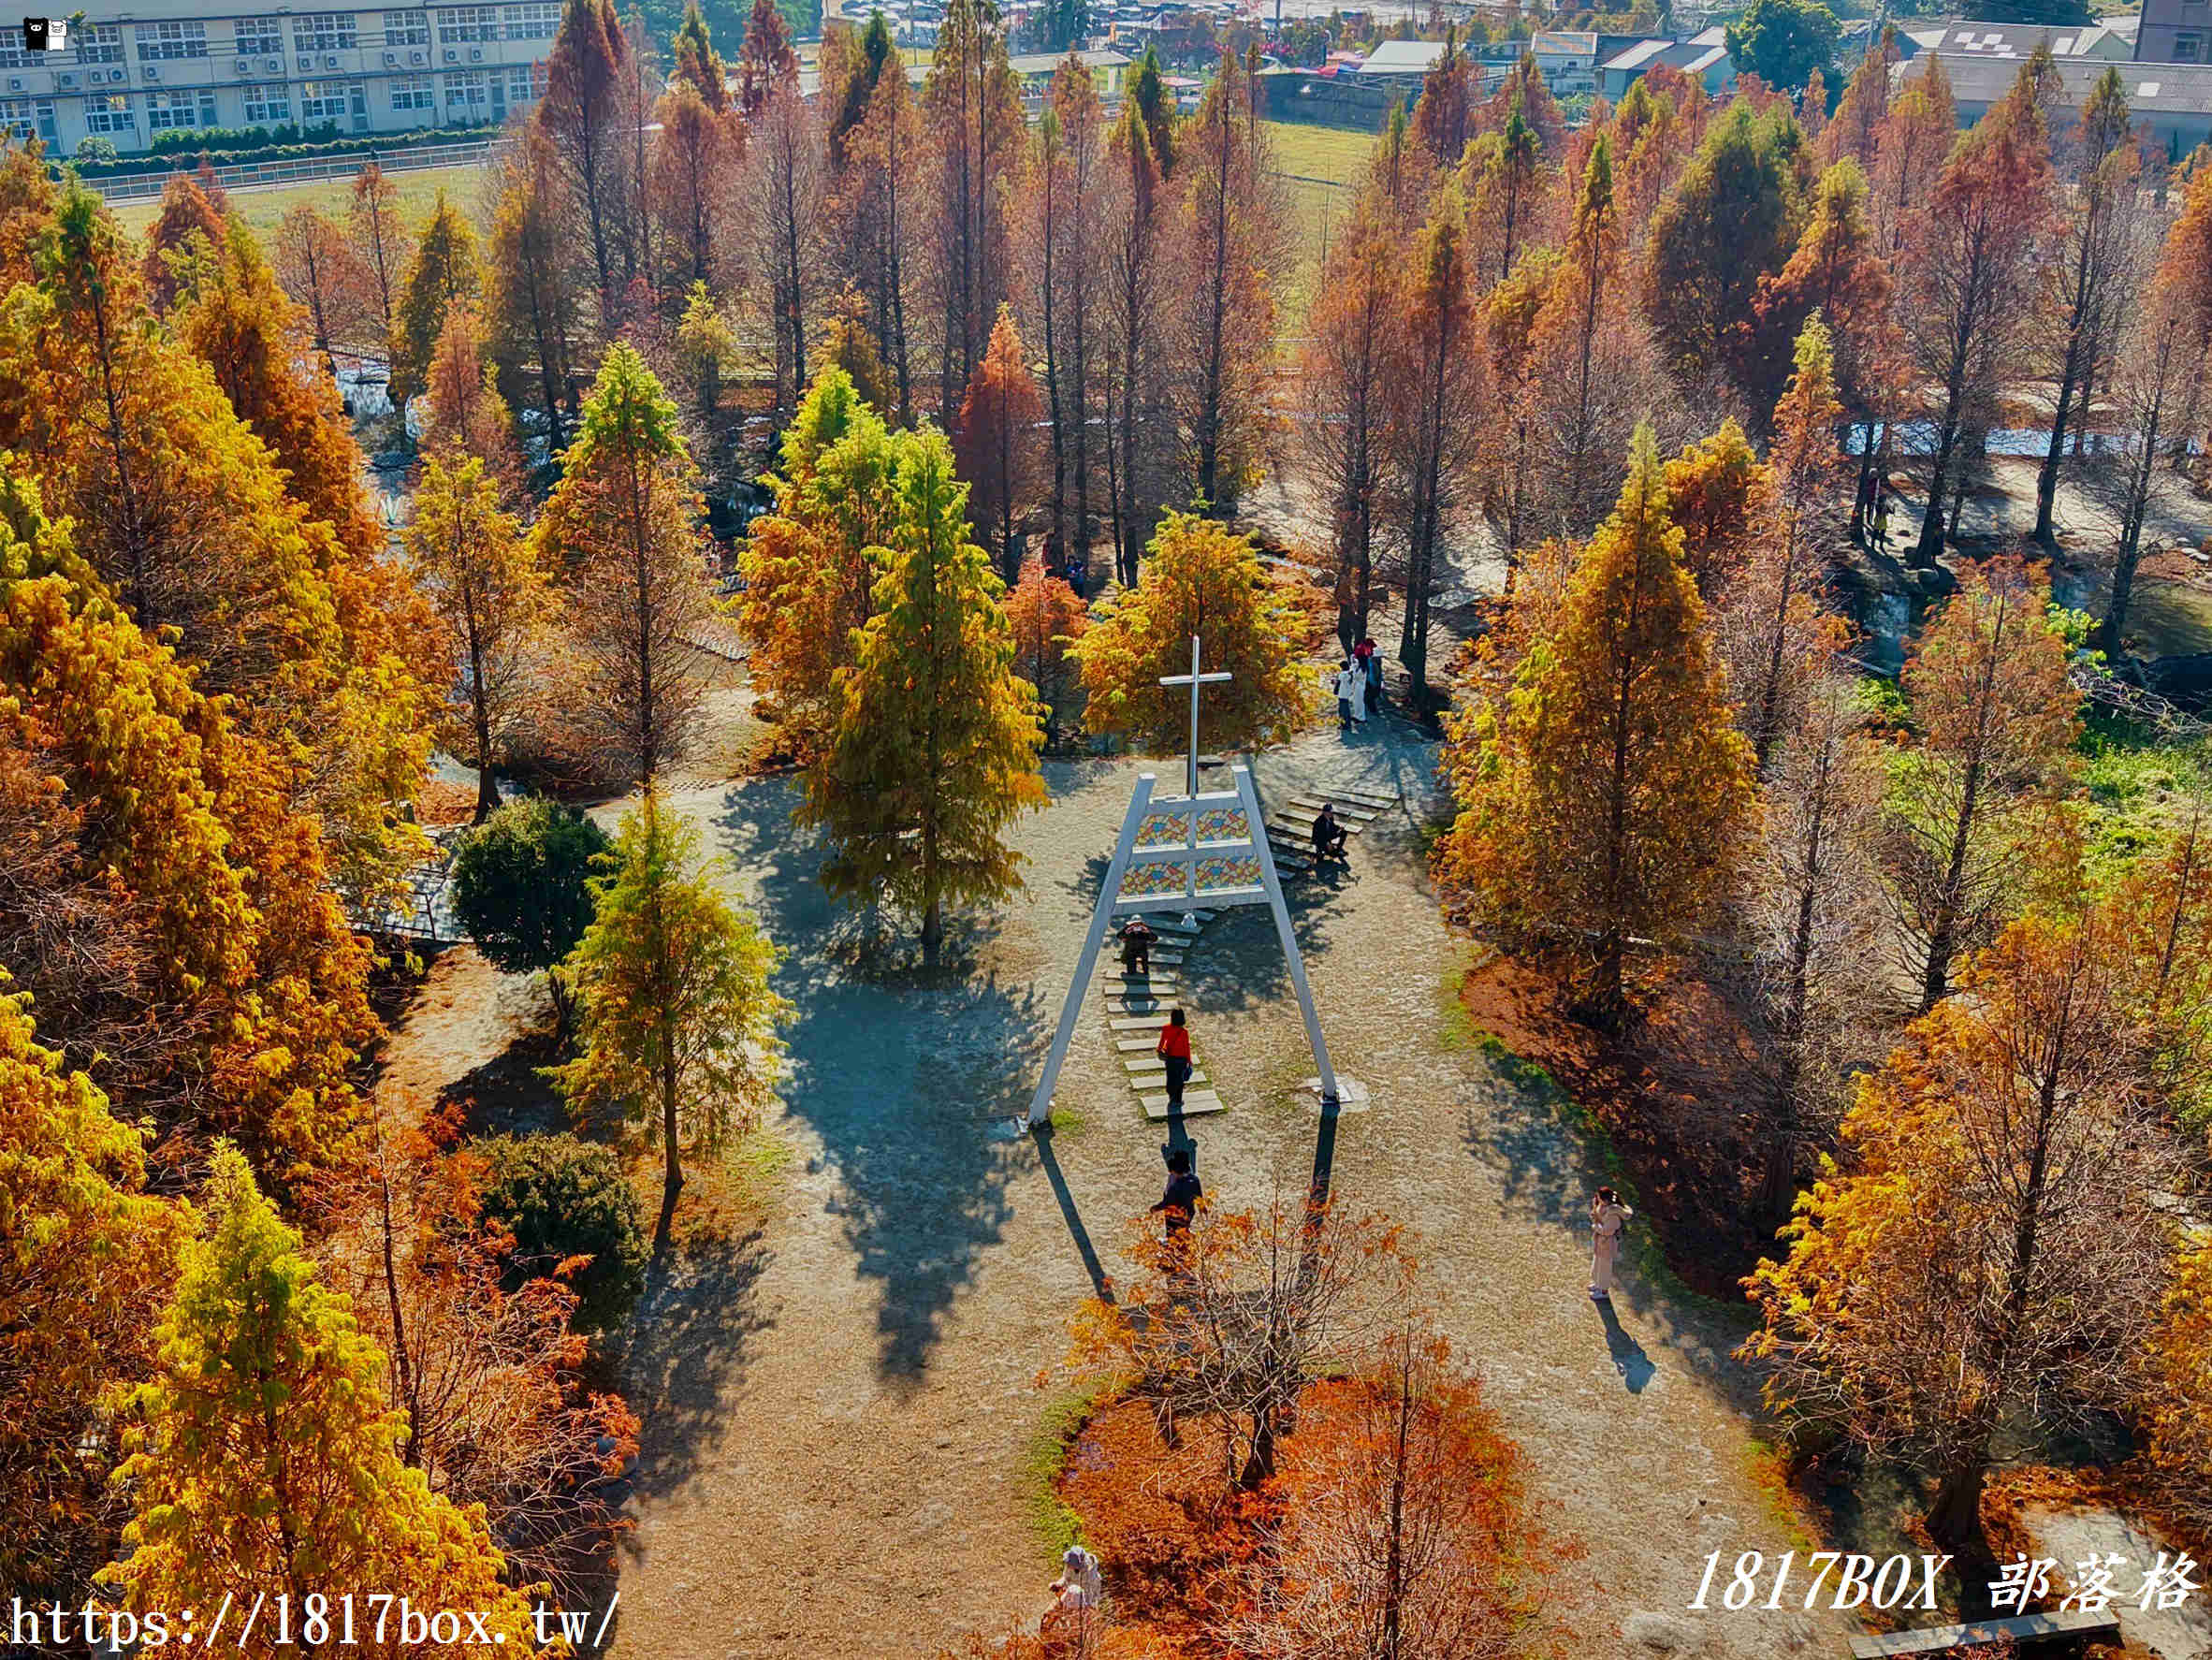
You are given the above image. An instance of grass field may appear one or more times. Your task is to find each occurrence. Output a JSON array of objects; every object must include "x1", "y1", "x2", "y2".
[
  {"x1": 1264, "y1": 120, "x2": 1373, "y2": 313},
  {"x1": 109, "y1": 160, "x2": 491, "y2": 240}
]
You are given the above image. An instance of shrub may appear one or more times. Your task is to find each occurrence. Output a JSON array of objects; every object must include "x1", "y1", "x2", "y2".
[
  {"x1": 472, "y1": 1133, "x2": 648, "y2": 1333},
  {"x1": 450, "y1": 796, "x2": 612, "y2": 1029}
]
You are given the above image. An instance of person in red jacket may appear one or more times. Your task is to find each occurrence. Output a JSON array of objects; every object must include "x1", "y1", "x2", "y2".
[{"x1": 1156, "y1": 1008, "x2": 1192, "y2": 1111}]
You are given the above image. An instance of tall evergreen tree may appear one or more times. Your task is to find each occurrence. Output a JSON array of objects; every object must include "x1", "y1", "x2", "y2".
[
  {"x1": 800, "y1": 429, "x2": 1048, "y2": 967},
  {"x1": 106, "y1": 1150, "x2": 539, "y2": 1654},
  {"x1": 953, "y1": 305, "x2": 1044, "y2": 580},
  {"x1": 2032, "y1": 66, "x2": 2139, "y2": 544},
  {"x1": 405, "y1": 454, "x2": 545, "y2": 821},
  {"x1": 1438, "y1": 426, "x2": 1755, "y2": 1019},
  {"x1": 390, "y1": 191, "x2": 482, "y2": 415},
  {"x1": 539, "y1": 0, "x2": 633, "y2": 329},
  {"x1": 536, "y1": 343, "x2": 714, "y2": 785},
  {"x1": 552, "y1": 790, "x2": 788, "y2": 1242},
  {"x1": 1884, "y1": 556, "x2": 2078, "y2": 1012}
]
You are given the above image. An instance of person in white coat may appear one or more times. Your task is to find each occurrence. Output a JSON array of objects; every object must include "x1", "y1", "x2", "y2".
[
  {"x1": 1333, "y1": 662, "x2": 1367, "y2": 731},
  {"x1": 1590, "y1": 1187, "x2": 1633, "y2": 1300}
]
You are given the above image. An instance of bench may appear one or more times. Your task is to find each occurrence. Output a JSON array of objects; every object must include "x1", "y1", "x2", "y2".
[{"x1": 1847, "y1": 1608, "x2": 2121, "y2": 1657}]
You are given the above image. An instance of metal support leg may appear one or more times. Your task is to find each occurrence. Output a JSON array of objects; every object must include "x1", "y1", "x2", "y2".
[
  {"x1": 1238, "y1": 765, "x2": 1338, "y2": 1105},
  {"x1": 1026, "y1": 775, "x2": 1157, "y2": 1129}
]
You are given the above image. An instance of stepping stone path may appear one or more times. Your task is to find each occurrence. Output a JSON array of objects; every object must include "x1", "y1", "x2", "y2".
[
  {"x1": 1095, "y1": 786, "x2": 1404, "y2": 1123},
  {"x1": 1262, "y1": 784, "x2": 1403, "y2": 878},
  {"x1": 1103, "y1": 911, "x2": 1228, "y2": 1121}
]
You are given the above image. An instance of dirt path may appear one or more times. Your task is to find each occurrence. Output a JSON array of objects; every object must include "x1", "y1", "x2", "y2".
[{"x1": 565, "y1": 710, "x2": 1853, "y2": 1660}]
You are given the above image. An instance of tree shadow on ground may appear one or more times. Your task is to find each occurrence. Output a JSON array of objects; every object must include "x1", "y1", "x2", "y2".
[
  {"x1": 613, "y1": 1218, "x2": 776, "y2": 1518},
  {"x1": 432, "y1": 1028, "x2": 591, "y2": 1140},
  {"x1": 707, "y1": 778, "x2": 1051, "y2": 1390},
  {"x1": 1455, "y1": 962, "x2": 1766, "y2": 1407}
]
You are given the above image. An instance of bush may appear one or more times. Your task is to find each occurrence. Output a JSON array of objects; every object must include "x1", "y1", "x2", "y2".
[
  {"x1": 472, "y1": 1133, "x2": 648, "y2": 1333},
  {"x1": 61, "y1": 123, "x2": 496, "y2": 178},
  {"x1": 450, "y1": 797, "x2": 612, "y2": 1026}
]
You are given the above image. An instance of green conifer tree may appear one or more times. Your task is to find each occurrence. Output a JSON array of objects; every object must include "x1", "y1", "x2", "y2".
[
  {"x1": 551, "y1": 790, "x2": 788, "y2": 1242},
  {"x1": 800, "y1": 429, "x2": 1049, "y2": 967}
]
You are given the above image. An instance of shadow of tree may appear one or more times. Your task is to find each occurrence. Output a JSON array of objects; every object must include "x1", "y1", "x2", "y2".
[
  {"x1": 615, "y1": 1222, "x2": 776, "y2": 1511},
  {"x1": 706, "y1": 778, "x2": 1051, "y2": 1390},
  {"x1": 1460, "y1": 1051, "x2": 1763, "y2": 1408}
]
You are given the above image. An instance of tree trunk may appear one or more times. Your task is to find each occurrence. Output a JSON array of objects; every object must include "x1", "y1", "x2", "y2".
[{"x1": 1927, "y1": 1456, "x2": 1994, "y2": 1616}]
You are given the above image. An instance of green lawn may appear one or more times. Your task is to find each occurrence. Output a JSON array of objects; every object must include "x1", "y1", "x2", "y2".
[
  {"x1": 1264, "y1": 119, "x2": 1375, "y2": 185},
  {"x1": 1264, "y1": 120, "x2": 1373, "y2": 315},
  {"x1": 109, "y1": 160, "x2": 488, "y2": 240}
]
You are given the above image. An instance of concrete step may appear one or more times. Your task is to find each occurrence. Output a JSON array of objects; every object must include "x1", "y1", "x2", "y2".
[
  {"x1": 1110, "y1": 1014, "x2": 1170, "y2": 1031},
  {"x1": 1141, "y1": 1089, "x2": 1227, "y2": 1120},
  {"x1": 1107, "y1": 999, "x2": 1181, "y2": 1017},
  {"x1": 1147, "y1": 949, "x2": 1186, "y2": 966},
  {"x1": 1281, "y1": 799, "x2": 1376, "y2": 823},
  {"x1": 1128, "y1": 1065, "x2": 1209, "y2": 1087},
  {"x1": 1116, "y1": 1035, "x2": 1168, "y2": 1052},
  {"x1": 1103, "y1": 974, "x2": 1180, "y2": 992},
  {"x1": 1331, "y1": 788, "x2": 1403, "y2": 810},
  {"x1": 1125, "y1": 1053, "x2": 1204, "y2": 1074}
]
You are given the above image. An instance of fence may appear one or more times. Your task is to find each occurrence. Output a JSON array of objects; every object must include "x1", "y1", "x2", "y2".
[{"x1": 85, "y1": 136, "x2": 504, "y2": 202}]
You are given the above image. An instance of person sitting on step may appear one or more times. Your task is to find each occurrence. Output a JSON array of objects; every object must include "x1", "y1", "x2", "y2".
[{"x1": 1311, "y1": 803, "x2": 1348, "y2": 863}]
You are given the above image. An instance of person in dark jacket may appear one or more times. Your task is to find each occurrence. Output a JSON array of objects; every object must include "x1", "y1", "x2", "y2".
[{"x1": 1152, "y1": 1145, "x2": 1202, "y2": 1234}]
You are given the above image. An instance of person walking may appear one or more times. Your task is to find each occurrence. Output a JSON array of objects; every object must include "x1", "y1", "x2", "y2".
[
  {"x1": 1334, "y1": 662, "x2": 1367, "y2": 733},
  {"x1": 1870, "y1": 491, "x2": 1891, "y2": 555},
  {"x1": 1157, "y1": 1008, "x2": 1193, "y2": 1111},
  {"x1": 1151, "y1": 1144, "x2": 1202, "y2": 1234},
  {"x1": 1329, "y1": 660, "x2": 1359, "y2": 730},
  {"x1": 1589, "y1": 1186, "x2": 1634, "y2": 1301},
  {"x1": 1118, "y1": 915, "x2": 1156, "y2": 978}
]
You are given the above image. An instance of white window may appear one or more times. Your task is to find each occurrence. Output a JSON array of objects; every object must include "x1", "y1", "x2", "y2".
[
  {"x1": 503, "y1": 2, "x2": 560, "y2": 38},
  {"x1": 145, "y1": 88, "x2": 220, "y2": 128},
  {"x1": 505, "y1": 63, "x2": 537, "y2": 102},
  {"x1": 75, "y1": 22, "x2": 126, "y2": 64},
  {"x1": 235, "y1": 17, "x2": 284, "y2": 55},
  {"x1": 0, "y1": 97, "x2": 36, "y2": 139},
  {"x1": 242, "y1": 82, "x2": 291, "y2": 122},
  {"x1": 389, "y1": 73, "x2": 435, "y2": 107},
  {"x1": 297, "y1": 78, "x2": 348, "y2": 117},
  {"x1": 293, "y1": 13, "x2": 359, "y2": 51},
  {"x1": 437, "y1": 7, "x2": 502, "y2": 42},
  {"x1": 444, "y1": 66, "x2": 488, "y2": 107},
  {"x1": 82, "y1": 92, "x2": 135, "y2": 132},
  {"x1": 137, "y1": 21, "x2": 211, "y2": 59},
  {"x1": 385, "y1": 11, "x2": 431, "y2": 46},
  {"x1": 2177, "y1": 31, "x2": 2205, "y2": 58},
  {"x1": 0, "y1": 35, "x2": 39, "y2": 67}
]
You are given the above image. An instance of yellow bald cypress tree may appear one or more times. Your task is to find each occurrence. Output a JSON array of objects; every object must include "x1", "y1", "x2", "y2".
[
  {"x1": 1437, "y1": 425, "x2": 1756, "y2": 1018},
  {"x1": 107, "y1": 1150, "x2": 540, "y2": 1658}
]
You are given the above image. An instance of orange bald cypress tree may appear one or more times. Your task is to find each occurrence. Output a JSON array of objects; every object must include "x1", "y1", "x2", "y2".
[
  {"x1": 953, "y1": 305, "x2": 1044, "y2": 582},
  {"x1": 1437, "y1": 425, "x2": 1756, "y2": 1019}
]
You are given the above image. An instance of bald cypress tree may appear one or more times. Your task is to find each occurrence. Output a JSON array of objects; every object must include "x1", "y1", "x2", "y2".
[
  {"x1": 107, "y1": 1151, "x2": 539, "y2": 1655},
  {"x1": 801, "y1": 429, "x2": 1047, "y2": 968},
  {"x1": 1438, "y1": 426, "x2": 1755, "y2": 1020}
]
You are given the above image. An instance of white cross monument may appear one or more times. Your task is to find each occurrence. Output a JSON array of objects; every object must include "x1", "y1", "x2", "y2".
[{"x1": 1025, "y1": 635, "x2": 1341, "y2": 1129}]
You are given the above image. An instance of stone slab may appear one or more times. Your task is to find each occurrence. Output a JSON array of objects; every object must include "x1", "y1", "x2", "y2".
[
  {"x1": 1115, "y1": 1036, "x2": 1166, "y2": 1052},
  {"x1": 1109, "y1": 1014, "x2": 1169, "y2": 1030},
  {"x1": 1330, "y1": 788, "x2": 1404, "y2": 809},
  {"x1": 1128, "y1": 1067, "x2": 1209, "y2": 1087},
  {"x1": 1277, "y1": 803, "x2": 1372, "y2": 827},
  {"x1": 1140, "y1": 1090, "x2": 1227, "y2": 1121}
]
